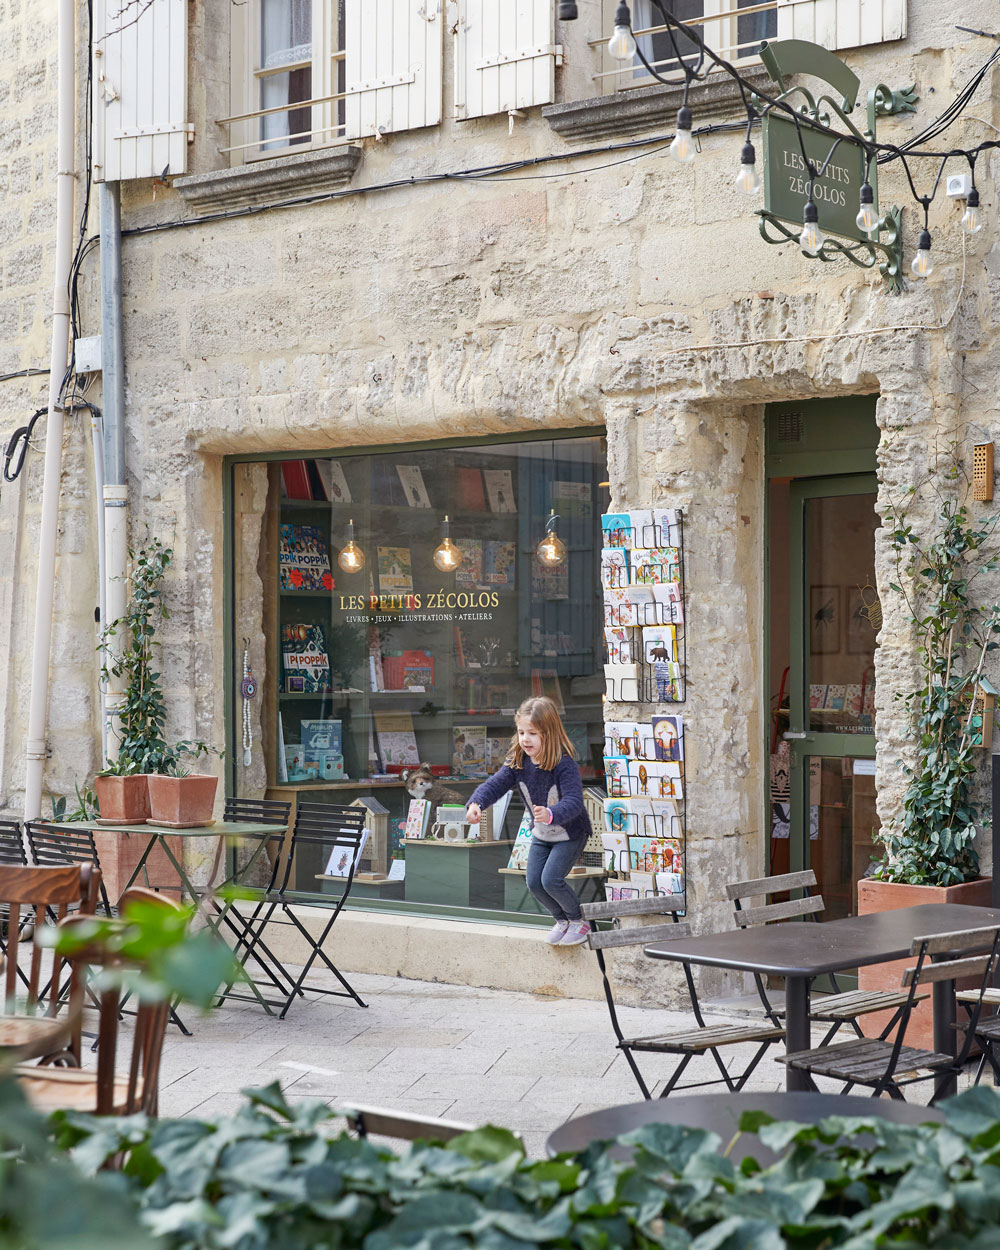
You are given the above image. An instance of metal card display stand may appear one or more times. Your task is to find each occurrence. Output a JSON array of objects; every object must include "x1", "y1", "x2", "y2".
[{"x1": 600, "y1": 507, "x2": 688, "y2": 907}]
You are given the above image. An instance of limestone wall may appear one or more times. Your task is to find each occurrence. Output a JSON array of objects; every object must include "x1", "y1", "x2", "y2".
[{"x1": 3, "y1": 2, "x2": 1000, "y2": 998}]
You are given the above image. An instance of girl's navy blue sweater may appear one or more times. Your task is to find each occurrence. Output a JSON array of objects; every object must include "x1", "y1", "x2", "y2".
[{"x1": 467, "y1": 754, "x2": 592, "y2": 844}]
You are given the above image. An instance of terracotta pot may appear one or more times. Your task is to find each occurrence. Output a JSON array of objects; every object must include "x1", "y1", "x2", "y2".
[
  {"x1": 857, "y1": 875, "x2": 993, "y2": 1049},
  {"x1": 94, "y1": 773, "x2": 150, "y2": 824},
  {"x1": 146, "y1": 773, "x2": 219, "y2": 827}
]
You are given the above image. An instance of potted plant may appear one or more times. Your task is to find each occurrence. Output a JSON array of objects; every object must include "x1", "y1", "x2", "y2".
[
  {"x1": 99, "y1": 538, "x2": 221, "y2": 832},
  {"x1": 857, "y1": 476, "x2": 1000, "y2": 1043},
  {"x1": 94, "y1": 757, "x2": 150, "y2": 825}
]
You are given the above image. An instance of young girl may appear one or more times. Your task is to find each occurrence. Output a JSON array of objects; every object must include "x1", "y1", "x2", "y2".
[{"x1": 466, "y1": 696, "x2": 593, "y2": 946}]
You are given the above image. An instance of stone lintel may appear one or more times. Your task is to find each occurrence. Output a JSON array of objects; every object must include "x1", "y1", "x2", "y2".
[
  {"x1": 174, "y1": 146, "x2": 364, "y2": 212},
  {"x1": 543, "y1": 66, "x2": 773, "y2": 141}
]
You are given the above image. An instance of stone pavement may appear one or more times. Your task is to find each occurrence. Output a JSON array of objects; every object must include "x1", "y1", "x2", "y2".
[{"x1": 138, "y1": 969, "x2": 949, "y2": 1158}]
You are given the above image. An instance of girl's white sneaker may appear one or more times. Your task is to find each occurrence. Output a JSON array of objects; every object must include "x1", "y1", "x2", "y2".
[
  {"x1": 546, "y1": 920, "x2": 570, "y2": 944},
  {"x1": 558, "y1": 921, "x2": 591, "y2": 946}
]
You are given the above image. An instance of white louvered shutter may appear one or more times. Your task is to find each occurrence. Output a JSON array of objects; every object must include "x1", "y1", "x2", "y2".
[
  {"x1": 455, "y1": 0, "x2": 558, "y2": 121},
  {"x1": 776, "y1": 0, "x2": 906, "y2": 49},
  {"x1": 343, "y1": 0, "x2": 443, "y2": 140},
  {"x1": 93, "y1": 0, "x2": 190, "y2": 182}
]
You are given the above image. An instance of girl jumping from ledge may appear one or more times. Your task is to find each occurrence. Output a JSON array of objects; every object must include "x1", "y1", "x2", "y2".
[{"x1": 466, "y1": 696, "x2": 593, "y2": 946}]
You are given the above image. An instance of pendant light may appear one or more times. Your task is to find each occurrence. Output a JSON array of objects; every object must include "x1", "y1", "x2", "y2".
[
  {"x1": 337, "y1": 519, "x2": 365, "y2": 573},
  {"x1": 536, "y1": 510, "x2": 567, "y2": 566},
  {"x1": 432, "y1": 515, "x2": 462, "y2": 572}
]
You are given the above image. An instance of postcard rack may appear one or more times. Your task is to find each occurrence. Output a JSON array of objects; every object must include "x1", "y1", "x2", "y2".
[
  {"x1": 598, "y1": 502, "x2": 689, "y2": 908},
  {"x1": 601, "y1": 510, "x2": 686, "y2": 705}
]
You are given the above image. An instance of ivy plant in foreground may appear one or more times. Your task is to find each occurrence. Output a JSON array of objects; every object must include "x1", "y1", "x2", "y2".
[{"x1": 44, "y1": 1082, "x2": 1000, "y2": 1249}]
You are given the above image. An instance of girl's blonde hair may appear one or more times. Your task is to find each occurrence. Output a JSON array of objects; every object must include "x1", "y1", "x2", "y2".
[{"x1": 506, "y1": 697, "x2": 575, "y2": 771}]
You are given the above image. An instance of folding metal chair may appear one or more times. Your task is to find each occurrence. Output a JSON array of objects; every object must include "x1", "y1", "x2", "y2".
[
  {"x1": 211, "y1": 797, "x2": 296, "y2": 1005},
  {"x1": 780, "y1": 924, "x2": 1000, "y2": 1101},
  {"x1": 580, "y1": 895, "x2": 785, "y2": 1100},
  {"x1": 219, "y1": 801, "x2": 368, "y2": 1018},
  {"x1": 25, "y1": 822, "x2": 114, "y2": 916},
  {"x1": 727, "y1": 870, "x2": 926, "y2": 1045}
]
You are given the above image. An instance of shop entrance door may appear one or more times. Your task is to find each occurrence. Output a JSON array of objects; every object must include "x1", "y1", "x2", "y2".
[{"x1": 783, "y1": 474, "x2": 878, "y2": 926}]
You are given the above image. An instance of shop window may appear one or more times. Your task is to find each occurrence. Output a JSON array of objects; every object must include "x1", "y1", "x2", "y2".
[{"x1": 231, "y1": 433, "x2": 609, "y2": 918}]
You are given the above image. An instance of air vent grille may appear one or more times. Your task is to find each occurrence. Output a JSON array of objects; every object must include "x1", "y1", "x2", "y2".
[{"x1": 776, "y1": 412, "x2": 803, "y2": 443}]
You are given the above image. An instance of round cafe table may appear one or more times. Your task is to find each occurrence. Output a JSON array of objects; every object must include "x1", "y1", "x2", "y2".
[
  {"x1": 546, "y1": 1092, "x2": 945, "y2": 1165},
  {"x1": 0, "y1": 1014, "x2": 73, "y2": 1064}
]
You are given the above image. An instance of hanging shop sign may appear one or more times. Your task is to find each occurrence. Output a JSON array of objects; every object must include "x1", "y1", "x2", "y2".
[{"x1": 754, "y1": 38, "x2": 916, "y2": 291}]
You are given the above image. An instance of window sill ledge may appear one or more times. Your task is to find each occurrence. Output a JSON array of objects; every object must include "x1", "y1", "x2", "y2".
[
  {"x1": 174, "y1": 145, "x2": 364, "y2": 212},
  {"x1": 543, "y1": 66, "x2": 772, "y2": 142}
]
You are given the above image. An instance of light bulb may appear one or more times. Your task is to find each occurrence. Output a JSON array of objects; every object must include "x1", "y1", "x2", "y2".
[
  {"x1": 669, "y1": 106, "x2": 695, "y2": 164},
  {"x1": 337, "y1": 521, "x2": 365, "y2": 573},
  {"x1": 799, "y1": 199, "x2": 824, "y2": 255},
  {"x1": 856, "y1": 182, "x2": 877, "y2": 233},
  {"x1": 432, "y1": 516, "x2": 463, "y2": 573},
  {"x1": 734, "y1": 142, "x2": 759, "y2": 195},
  {"x1": 961, "y1": 187, "x2": 981, "y2": 235},
  {"x1": 536, "y1": 510, "x2": 566, "y2": 567},
  {"x1": 608, "y1": 2, "x2": 636, "y2": 61},
  {"x1": 911, "y1": 228, "x2": 933, "y2": 278}
]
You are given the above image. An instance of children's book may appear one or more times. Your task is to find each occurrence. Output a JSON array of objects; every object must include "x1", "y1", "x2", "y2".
[
  {"x1": 454, "y1": 539, "x2": 483, "y2": 589},
  {"x1": 404, "y1": 798, "x2": 432, "y2": 839},
  {"x1": 487, "y1": 733, "x2": 512, "y2": 770},
  {"x1": 809, "y1": 685, "x2": 828, "y2": 710},
  {"x1": 488, "y1": 790, "x2": 513, "y2": 840},
  {"x1": 482, "y1": 541, "x2": 516, "y2": 589},
  {"x1": 373, "y1": 712, "x2": 420, "y2": 768},
  {"x1": 456, "y1": 467, "x2": 487, "y2": 511},
  {"x1": 825, "y1": 684, "x2": 846, "y2": 711},
  {"x1": 641, "y1": 624, "x2": 677, "y2": 665},
  {"x1": 281, "y1": 623, "x2": 331, "y2": 692},
  {"x1": 279, "y1": 525, "x2": 334, "y2": 592},
  {"x1": 284, "y1": 743, "x2": 308, "y2": 782},
  {"x1": 845, "y1": 683, "x2": 864, "y2": 716},
  {"x1": 377, "y1": 546, "x2": 414, "y2": 594},
  {"x1": 601, "y1": 512, "x2": 634, "y2": 548},
  {"x1": 651, "y1": 714, "x2": 683, "y2": 762},
  {"x1": 483, "y1": 469, "x2": 516, "y2": 513},
  {"x1": 280, "y1": 461, "x2": 312, "y2": 499},
  {"x1": 452, "y1": 725, "x2": 487, "y2": 777},
  {"x1": 401, "y1": 650, "x2": 434, "y2": 690},
  {"x1": 506, "y1": 811, "x2": 534, "y2": 870},
  {"x1": 315, "y1": 459, "x2": 351, "y2": 504},
  {"x1": 551, "y1": 480, "x2": 592, "y2": 522},
  {"x1": 531, "y1": 554, "x2": 569, "y2": 600},
  {"x1": 396, "y1": 464, "x2": 432, "y2": 508},
  {"x1": 324, "y1": 828, "x2": 370, "y2": 879},
  {"x1": 300, "y1": 718, "x2": 345, "y2": 779}
]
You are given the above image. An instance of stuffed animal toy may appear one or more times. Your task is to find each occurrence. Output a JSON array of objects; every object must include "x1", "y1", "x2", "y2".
[{"x1": 400, "y1": 763, "x2": 464, "y2": 806}]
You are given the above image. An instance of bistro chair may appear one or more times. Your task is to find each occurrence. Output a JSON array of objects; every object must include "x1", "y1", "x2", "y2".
[
  {"x1": 580, "y1": 895, "x2": 785, "y2": 1100},
  {"x1": 958, "y1": 984, "x2": 1000, "y2": 1084},
  {"x1": 15, "y1": 888, "x2": 177, "y2": 1117},
  {"x1": 25, "y1": 821, "x2": 114, "y2": 916},
  {"x1": 218, "y1": 801, "x2": 368, "y2": 1018},
  {"x1": 0, "y1": 863, "x2": 99, "y2": 1068},
  {"x1": 212, "y1": 797, "x2": 295, "y2": 1004},
  {"x1": 0, "y1": 820, "x2": 29, "y2": 984},
  {"x1": 343, "y1": 1105, "x2": 476, "y2": 1144},
  {"x1": 779, "y1": 924, "x2": 1000, "y2": 1101},
  {"x1": 727, "y1": 870, "x2": 925, "y2": 1045}
]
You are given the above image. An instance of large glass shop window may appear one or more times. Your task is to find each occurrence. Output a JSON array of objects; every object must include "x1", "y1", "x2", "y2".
[{"x1": 234, "y1": 435, "x2": 608, "y2": 916}]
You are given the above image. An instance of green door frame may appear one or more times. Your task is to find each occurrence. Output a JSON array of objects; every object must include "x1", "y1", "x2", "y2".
[{"x1": 785, "y1": 473, "x2": 877, "y2": 875}]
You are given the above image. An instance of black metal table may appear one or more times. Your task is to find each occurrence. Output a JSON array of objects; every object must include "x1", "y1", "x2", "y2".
[
  {"x1": 547, "y1": 1091, "x2": 945, "y2": 1163},
  {"x1": 644, "y1": 903, "x2": 1000, "y2": 1096}
]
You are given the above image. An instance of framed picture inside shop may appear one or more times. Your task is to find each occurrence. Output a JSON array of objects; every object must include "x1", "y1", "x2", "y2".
[{"x1": 227, "y1": 431, "x2": 610, "y2": 914}]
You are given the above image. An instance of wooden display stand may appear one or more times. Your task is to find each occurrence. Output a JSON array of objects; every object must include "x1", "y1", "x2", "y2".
[
  {"x1": 402, "y1": 838, "x2": 514, "y2": 909},
  {"x1": 498, "y1": 865, "x2": 607, "y2": 915}
]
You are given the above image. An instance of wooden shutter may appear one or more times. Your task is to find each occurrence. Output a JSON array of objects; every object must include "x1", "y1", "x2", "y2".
[
  {"x1": 776, "y1": 0, "x2": 906, "y2": 49},
  {"x1": 343, "y1": 0, "x2": 443, "y2": 140},
  {"x1": 93, "y1": 0, "x2": 190, "y2": 182},
  {"x1": 455, "y1": 0, "x2": 559, "y2": 121}
]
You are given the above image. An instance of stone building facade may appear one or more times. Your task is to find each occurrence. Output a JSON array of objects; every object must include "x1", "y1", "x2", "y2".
[{"x1": 1, "y1": 0, "x2": 998, "y2": 999}]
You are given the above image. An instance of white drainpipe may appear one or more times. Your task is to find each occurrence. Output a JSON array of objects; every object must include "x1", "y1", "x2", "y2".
[{"x1": 23, "y1": 0, "x2": 76, "y2": 819}]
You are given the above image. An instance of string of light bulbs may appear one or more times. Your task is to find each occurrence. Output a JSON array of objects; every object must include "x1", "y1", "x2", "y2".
[{"x1": 561, "y1": 2, "x2": 1000, "y2": 280}]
